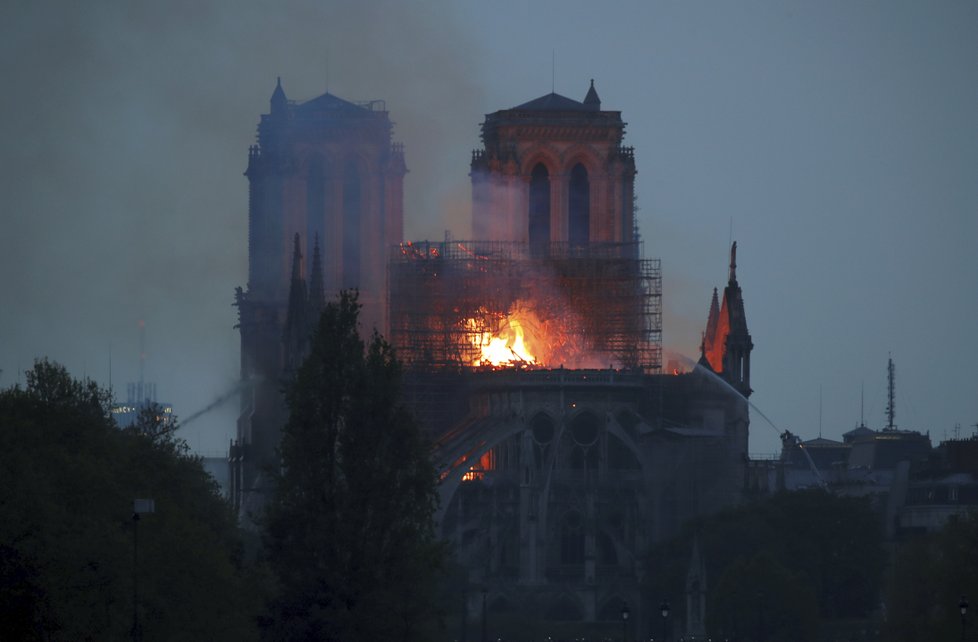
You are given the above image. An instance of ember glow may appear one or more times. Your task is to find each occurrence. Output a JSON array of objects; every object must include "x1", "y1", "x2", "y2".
[{"x1": 461, "y1": 450, "x2": 495, "y2": 482}]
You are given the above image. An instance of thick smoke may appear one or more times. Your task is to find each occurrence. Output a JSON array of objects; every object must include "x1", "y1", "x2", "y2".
[{"x1": 0, "y1": 1, "x2": 486, "y2": 451}]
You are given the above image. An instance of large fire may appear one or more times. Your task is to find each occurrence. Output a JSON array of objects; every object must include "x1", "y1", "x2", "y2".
[
  {"x1": 465, "y1": 304, "x2": 541, "y2": 367},
  {"x1": 463, "y1": 301, "x2": 610, "y2": 369}
]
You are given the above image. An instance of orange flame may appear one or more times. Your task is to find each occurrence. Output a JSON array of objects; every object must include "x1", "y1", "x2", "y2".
[
  {"x1": 462, "y1": 301, "x2": 611, "y2": 370},
  {"x1": 465, "y1": 304, "x2": 541, "y2": 367}
]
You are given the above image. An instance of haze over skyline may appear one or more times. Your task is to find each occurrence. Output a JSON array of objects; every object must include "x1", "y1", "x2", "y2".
[{"x1": 2, "y1": 1, "x2": 976, "y2": 455}]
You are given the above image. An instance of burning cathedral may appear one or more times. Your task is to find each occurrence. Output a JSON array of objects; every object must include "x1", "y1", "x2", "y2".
[{"x1": 232, "y1": 78, "x2": 752, "y2": 636}]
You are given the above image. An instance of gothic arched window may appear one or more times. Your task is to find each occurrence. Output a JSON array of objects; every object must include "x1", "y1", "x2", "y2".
[
  {"x1": 529, "y1": 163, "x2": 550, "y2": 251},
  {"x1": 560, "y1": 510, "x2": 585, "y2": 565},
  {"x1": 342, "y1": 159, "x2": 361, "y2": 289},
  {"x1": 568, "y1": 163, "x2": 590, "y2": 247}
]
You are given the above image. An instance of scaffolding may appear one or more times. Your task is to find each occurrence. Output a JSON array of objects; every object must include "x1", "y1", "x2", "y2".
[{"x1": 388, "y1": 240, "x2": 662, "y2": 373}]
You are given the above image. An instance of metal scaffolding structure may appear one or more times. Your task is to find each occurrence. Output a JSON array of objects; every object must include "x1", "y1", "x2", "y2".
[{"x1": 388, "y1": 240, "x2": 662, "y2": 373}]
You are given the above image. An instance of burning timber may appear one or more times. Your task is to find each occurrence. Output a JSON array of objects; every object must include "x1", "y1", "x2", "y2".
[{"x1": 388, "y1": 239, "x2": 662, "y2": 373}]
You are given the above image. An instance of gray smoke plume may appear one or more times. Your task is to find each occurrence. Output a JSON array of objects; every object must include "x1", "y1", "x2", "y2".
[{"x1": 0, "y1": 1, "x2": 487, "y2": 451}]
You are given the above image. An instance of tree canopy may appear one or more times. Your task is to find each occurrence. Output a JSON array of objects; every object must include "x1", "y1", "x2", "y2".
[
  {"x1": 646, "y1": 489, "x2": 885, "y2": 640},
  {"x1": 0, "y1": 359, "x2": 259, "y2": 641},
  {"x1": 883, "y1": 511, "x2": 978, "y2": 642},
  {"x1": 261, "y1": 291, "x2": 445, "y2": 642}
]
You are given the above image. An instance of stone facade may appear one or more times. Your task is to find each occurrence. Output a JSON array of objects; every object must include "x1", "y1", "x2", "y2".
[
  {"x1": 233, "y1": 79, "x2": 755, "y2": 638},
  {"x1": 231, "y1": 79, "x2": 404, "y2": 513}
]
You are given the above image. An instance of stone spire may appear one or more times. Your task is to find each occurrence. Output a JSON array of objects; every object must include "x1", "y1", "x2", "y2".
[
  {"x1": 718, "y1": 241, "x2": 752, "y2": 395},
  {"x1": 583, "y1": 78, "x2": 601, "y2": 111},
  {"x1": 699, "y1": 242, "x2": 752, "y2": 395},
  {"x1": 270, "y1": 76, "x2": 288, "y2": 115},
  {"x1": 283, "y1": 234, "x2": 308, "y2": 372},
  {"x1": 728, "y1": 241, "x2": 738, "y2": 285}
]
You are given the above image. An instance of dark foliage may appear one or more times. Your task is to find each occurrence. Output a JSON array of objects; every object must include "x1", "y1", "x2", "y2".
[
  {"x1": 261, "y1": 291, "x2": 446, "y2": 642},
  {"x1": 0, "y1": 359, "x2": 259, "y2": 641},
  {"x1": 645, "y1": 489, "x2": 884, "y2": 640},
  {"x1": 710, "y1": 551, "x2": 819, "y2": 641},
  {"x1": 883, "y1": 512, "x2": 978, "y2": 642}
]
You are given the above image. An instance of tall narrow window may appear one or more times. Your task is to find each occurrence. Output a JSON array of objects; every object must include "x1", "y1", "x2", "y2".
[
  {"x1": 342, "y1": 159, "x2": 360, "y2": 289},
  {"x1": 306, "y1": 157, "x2": 325, "y2": 261},
  {"x1": 529, "y1": 163, "x2": 550, "y2": 251},
  {"x1": 568, "y1": 163, "x2": 590, "y2": 247},
  {"x1": 560, "y1": 511, "x2": 585, "y2": 565}
]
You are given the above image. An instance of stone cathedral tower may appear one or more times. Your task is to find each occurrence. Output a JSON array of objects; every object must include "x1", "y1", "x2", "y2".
[
  {"x1": 231, "y1": 79, "x2": 405, "y2": 511},
  {"x1": 470, "y1": 80, "x2": 636, "y2": 247}
]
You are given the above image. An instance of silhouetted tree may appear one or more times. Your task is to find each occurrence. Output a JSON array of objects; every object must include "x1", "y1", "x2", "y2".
[
  {"x1": 261, "y1": 291, "x2": 445, "y2": 642},
  {"x1": 645, "y1": 489, "x2": 884, "y2": 638},
  {"x1": 883, "y1": 512, "x2": 978, "y2": 642},
  {"x1": 709, "y1": 551, "x2": 819, "y2": 642},
  {"x1": 0, "y1": 359, "x2": 259, "y2": 641}
]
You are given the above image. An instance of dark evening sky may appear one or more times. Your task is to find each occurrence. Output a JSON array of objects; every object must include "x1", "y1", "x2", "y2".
[{"x1": 2, "y1": 1, "x2": 975, "y2": 455}]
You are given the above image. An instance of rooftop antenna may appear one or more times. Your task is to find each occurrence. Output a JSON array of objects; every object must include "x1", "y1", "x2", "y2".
[
  {"x1": 885, "y1": 354, "x2": 896, "y2": 430},
  {"x1": 818, "y1": 384, "x2": 823, "y2": 438},
  {"x1": 139, "y1": 320, "x2": 146, "y2": 403},
  {"x1": 552, "y1": 49, "x2": 556, "y2": 93}
]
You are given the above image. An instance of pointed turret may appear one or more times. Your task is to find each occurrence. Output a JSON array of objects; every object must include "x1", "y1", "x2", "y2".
[
  {"x1": 283, "y1": 234, "x2": 308, "y2": 372},
  {"x1": 583, "y1": 78, "x2": 601, "y2": 111},
  {"x1": 270, "y1": 76, "x2": 288, "y2": 115},
  {"x1": 289, "y1": 233, "x2": 302, "y2": 281},
  {"x1": 699, "y1": 288, "x2": 720, "y2": 369}
]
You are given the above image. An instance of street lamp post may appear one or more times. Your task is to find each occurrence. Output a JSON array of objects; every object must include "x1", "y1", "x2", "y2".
[
  {"x1": 960, "y1": 596, "x2": 969, "y2": 642},
  {"x1": 131, "y1": 498, "x2": 154, "y2": 642},
  {"x1": 621, "y1": 601, "x2": 630, "y2": 642},
  {"x1": 131, "y1": 511, "x2": 140, "y2": 642},
  {"x1": 660, "y1": 600, "x2": 670, "y2": 642},
  {"x1": 481, "y1": 586, "x2": 488, "y2": 642}
]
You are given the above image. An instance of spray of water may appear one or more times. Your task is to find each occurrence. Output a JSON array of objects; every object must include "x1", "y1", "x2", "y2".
[
  {"x1": 666, "y1": 349, "x2": 829, "y2": 484},
  {"x1": 665, "y1": 349, "x2": 784, "y2": 439},
  {"x1": 180, "y1": 381, "x2": 246, "y2": 427}
]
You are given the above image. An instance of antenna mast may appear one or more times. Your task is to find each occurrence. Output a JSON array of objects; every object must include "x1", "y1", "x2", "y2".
[
  {"x1": 818, "y1": 384, "x2": 822, "y2": 438},
  {"x1": 551, "y1": 49, "x2": 556, "y2": 93},
  {"x1": 138, "y1": 320, "x2": 146, "y2": 403},
  {"x1": 885, "y1": 355, "x2": 896, "y2": 430}
]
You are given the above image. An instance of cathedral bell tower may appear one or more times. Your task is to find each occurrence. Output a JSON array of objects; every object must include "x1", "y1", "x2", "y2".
[
  {"x1": 470, "y1": 80, "x2": 636, "y2": 249},
  {"x1": 232, "y1": 78, "x2": 405, "y2": 513}
]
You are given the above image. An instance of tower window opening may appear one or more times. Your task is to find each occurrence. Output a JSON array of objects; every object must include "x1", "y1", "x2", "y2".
[
  {"x1": 529, "y1": 163, "x2": 551, "y2": 251},
  {"x1": 568, "y1": 163, "x2": 590, "y2": 247}
]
